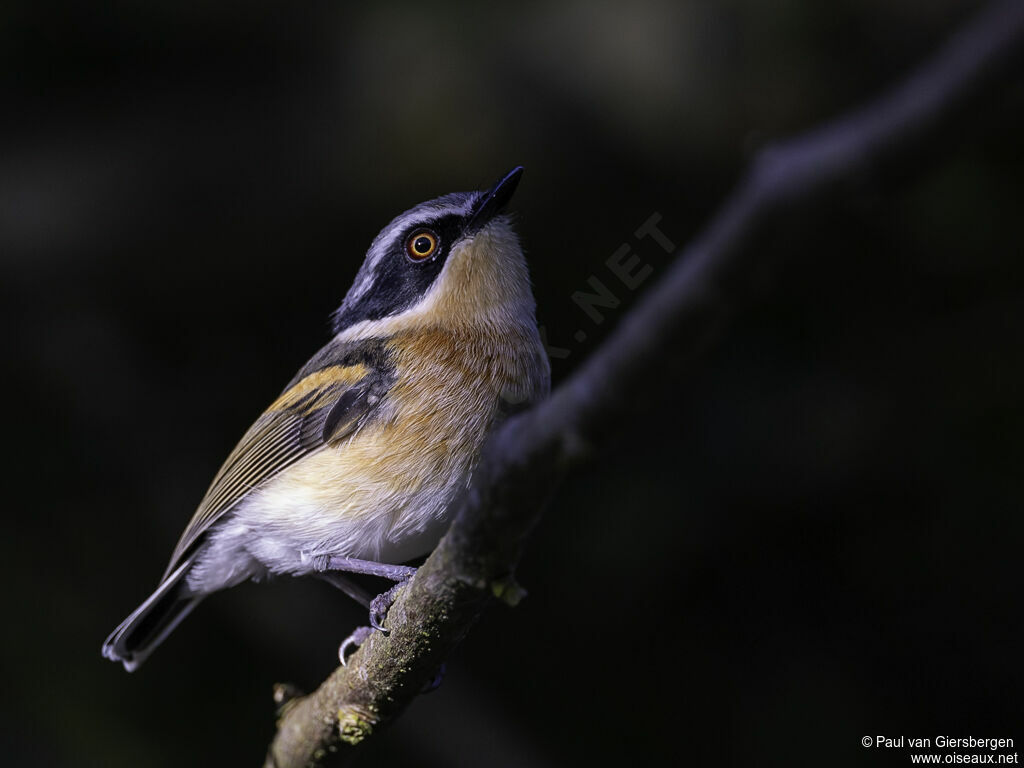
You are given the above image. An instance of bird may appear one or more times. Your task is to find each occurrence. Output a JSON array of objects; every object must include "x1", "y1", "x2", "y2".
[{"x1": 102, "y1": 167, "x2": 550, "y2": 672}]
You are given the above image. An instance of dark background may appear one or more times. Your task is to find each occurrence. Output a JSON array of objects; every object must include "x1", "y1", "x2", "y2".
[{"x1": 4, "y1": 1, "x2": 1022, "y2": 766}]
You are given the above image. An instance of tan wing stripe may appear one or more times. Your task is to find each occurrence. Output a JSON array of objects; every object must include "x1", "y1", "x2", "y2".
[{"x1": 268, "y1": 364, "x2": 367, "y2": 411}]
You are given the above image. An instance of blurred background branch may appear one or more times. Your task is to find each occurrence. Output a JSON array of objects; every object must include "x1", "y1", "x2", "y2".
[{"x1": 265, "y1": 2, "x2": 1024, "y2": 764}]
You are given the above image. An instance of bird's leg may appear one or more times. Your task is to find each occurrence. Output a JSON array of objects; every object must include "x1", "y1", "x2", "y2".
[
  {"x1": 315, "y1": 555, "x2": 417, "y2": 583},
  {"x1": 313, "y1": 555, "x2": 416, "y2": 625},
  {"x1": 313, "y1": 555, "x2": 417, "y2": 664},
  {"x1": 316, "y1": 556, "x2": 417, "y2": 626}
]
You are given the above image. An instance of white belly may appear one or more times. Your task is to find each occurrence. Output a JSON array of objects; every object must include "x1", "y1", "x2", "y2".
[{"x1": 186, "y1": 418, "x2": 475, "y2": 593}]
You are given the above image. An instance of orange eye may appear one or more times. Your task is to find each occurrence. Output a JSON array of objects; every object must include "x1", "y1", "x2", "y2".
[{"x1": 406, "y1": 229, "x2": 439, "y2": 261}]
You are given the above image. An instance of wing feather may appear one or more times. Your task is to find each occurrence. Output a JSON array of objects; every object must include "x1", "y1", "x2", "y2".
[{"x1": 162, "y1": 340, "x2": 393, "y2": 578}]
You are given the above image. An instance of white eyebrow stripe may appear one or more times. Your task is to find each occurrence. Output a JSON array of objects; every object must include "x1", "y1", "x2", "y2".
[{"x1": 336, "y1": 191, "x2": 483, "y2": 314}]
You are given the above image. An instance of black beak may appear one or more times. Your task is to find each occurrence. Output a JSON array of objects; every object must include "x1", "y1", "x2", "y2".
[{"x1": 468, "y1": 166, "x2": 523, "y2": 230}]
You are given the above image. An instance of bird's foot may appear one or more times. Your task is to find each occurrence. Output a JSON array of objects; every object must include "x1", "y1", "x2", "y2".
[
  {"x1": 337, "y1": 577, "x2": 413, "y2": 665},
  {"x1": 369, "y1": 579, "x2": 408, "y2": 632}
]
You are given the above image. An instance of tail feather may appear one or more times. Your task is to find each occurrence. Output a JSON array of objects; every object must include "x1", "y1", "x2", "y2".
[{"x1": 102, "y1": 554, "x2": 202, "y2": 672}]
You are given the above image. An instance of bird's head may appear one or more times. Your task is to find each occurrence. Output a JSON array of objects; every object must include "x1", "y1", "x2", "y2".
[{"x1": 332, "y1": 167, "x2": 536, "y2": 339}]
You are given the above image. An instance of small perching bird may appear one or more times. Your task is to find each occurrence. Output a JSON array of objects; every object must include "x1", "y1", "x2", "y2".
[{"x1": 102, "y1": 167, "x2": 550, "y2": 671}]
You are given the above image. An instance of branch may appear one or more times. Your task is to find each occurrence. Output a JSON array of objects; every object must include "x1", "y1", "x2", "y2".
[{"x1": 265, "y1": 3, "x2": 1024, "y2": 765}]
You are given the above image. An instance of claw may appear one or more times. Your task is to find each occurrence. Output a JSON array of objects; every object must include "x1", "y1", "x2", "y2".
[
  {"x1": 338, "y1": 626, "x2": 373, "y2": 666},
  {"x1": 338, "y1": 579, "x2": 411, "y2": 664},
  {"x1": 369, "y1": 610, "x2": 389, "y2": 634},
  {"x1": 368, "y1": 581, "x2": 404, "y2": 633}
]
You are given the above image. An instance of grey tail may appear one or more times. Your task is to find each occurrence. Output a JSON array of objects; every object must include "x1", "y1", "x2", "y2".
[{"x1": 102, "y1": 554, "x2": 202, "y2": 672}]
